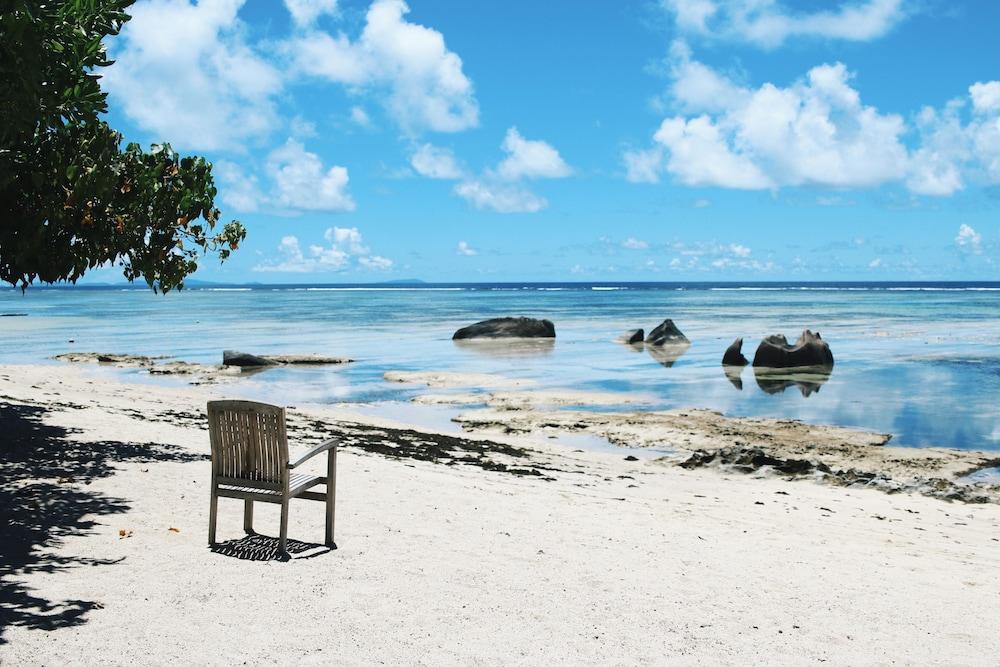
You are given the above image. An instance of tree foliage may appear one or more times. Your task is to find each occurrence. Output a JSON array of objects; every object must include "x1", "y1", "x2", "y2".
[{"x1": 0, "y1": 0, "x2": 245, "y2": 292}]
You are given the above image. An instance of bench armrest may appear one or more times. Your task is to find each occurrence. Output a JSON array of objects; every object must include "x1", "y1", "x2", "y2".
[{"x1": 288, "y1": 438, "x2": 337, "y2": 470}]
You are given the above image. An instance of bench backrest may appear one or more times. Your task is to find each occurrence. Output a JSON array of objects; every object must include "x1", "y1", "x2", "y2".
[{"x1": 207, "y1": 400, "x2": 288, "y2": 486}]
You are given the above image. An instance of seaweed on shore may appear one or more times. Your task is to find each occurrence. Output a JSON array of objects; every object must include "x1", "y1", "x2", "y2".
[
  {"x1": 292, "y1": 417, "x2": 559, "y2": 480},
  {"x1": 680, "y1": 445, "x2": 1000, "y2": 504}
]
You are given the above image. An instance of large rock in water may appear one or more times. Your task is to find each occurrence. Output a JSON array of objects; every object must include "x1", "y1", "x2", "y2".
[
  {"x1": 722, "y1": 337, "x2": 749, "y2": 366},
  {"x1": 452, "y1": 317, "x2": 555, "y2": 340},
  {"x1": 752, "y1": 330, "x2": 834, "y2": 368},
  {"x1": 645, "y1": 319, "x2": 689, "y2": 345},
  {"x1": 223, "y1": 350, "x2": 278, "y2": 367}
]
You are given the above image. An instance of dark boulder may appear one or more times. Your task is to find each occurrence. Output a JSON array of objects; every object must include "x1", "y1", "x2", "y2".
[
  {"x1": 752, "y1": 330, "x2": 834, "y2": 368},
  {"x1": 722, "y1": 337, "x2": 749, "y2": 366},
  {"x1": 645, "y1": 319, "x2": 688, "y2": 346},
  {"x1": 453, "y1": 317, "x2": 555, "y2": 340},
  {"x1": 620, "y1": 328, "x2": 644, "y2": 345},
  {"x1": 223, "y1": 350, "x2": 278, "y2": 367}
]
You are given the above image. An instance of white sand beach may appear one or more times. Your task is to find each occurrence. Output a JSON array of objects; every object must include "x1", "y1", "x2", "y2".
[{"x1": 2, "y1": 363, "x2": 999, "y2": 665}]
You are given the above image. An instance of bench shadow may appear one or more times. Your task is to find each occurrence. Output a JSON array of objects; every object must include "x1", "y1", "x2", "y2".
[
  {"x1": 0, "y1": 401, "x2": 206, "y2": 645},
  {"x1": 210, "y1": 534, "x2": 334, "y2": 562}
]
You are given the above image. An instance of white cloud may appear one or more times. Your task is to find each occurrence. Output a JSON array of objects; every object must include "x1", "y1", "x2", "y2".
[
  {"x1": 453, "y1": 181, "x2": 546, "y2": 213},
  {"x1": 267, "y1": 139, "x2": 355, "y2": 211},
  {"x1": 665, "y1": 0, "x2": 718, "y2": 32},
  {"x1": 970, "y1": 81, "x2": 1000, "y2": 114},
  {"x1": 638, "y1": 49, "x2": 1000, "y2": 198},
  {"x1": 906, "y1": 83, "x2": 1000, "y2": 194},
  {"x1": 666, "y1": 240, "x2": 768, "y2": 272},
  {"x1": 285, "y1": 0, "x2": 338, "y2": 26},
  {"x1": 450, "y1": 128, "x2": 571, "y2": 212},
  {"x1": 256, "y1": 227, "x2": 391, "y2": 272},
  {"x1": 215, "y1": 160, "x2": 263, "y2": 213},
  {"x1": 286, "y1": 0, "x2": 478, "y2": 133},
  {"x1": 623, "y1": 147, "x2": 664, "y2": 183},
  {"x1": 869, "y1": 257, "x2": 882, "y2": 268},
  {"x1": 622, "y1": 237, "x2": 649, "y2": 250},
  {"x1": 411, "y1": 144, "x2": 464, "y2": 179},
  {"x1": 906, "y1": 102, "x2": 969, "y2": 196},
  {"x1": 290, "y1": 116, "x2": 318, "y2": 138},
  {"x1": 662, "y1": 0, "x2": 906, "y2": 48},
  {"x1": 103, "y1": 0, "x2": 282, "y2": 151},
  {"x1": 729, "y1": 243, "x2": 751, "y2": 257},
  {"x1": 256, "y1": 235, "x2": 347, "y2": 273},
  {"x1": 496, "y1": 128, "x2": 572, "y2": 180},
  {"x1": 667, "y1": 41, "x2": 745, "y2": 113},
  {"x1": 358, "y1": 255, "x2": 394, "y2": 269},
  {"x1": 955, "y1": 224, "x2": 982, "y2": 254},
  {"x1": 652, "y1": 115, "x2": 775, "y2": 189},
  {"x1": 456, "y1": 240, "x2": 477, "y2": 256},
  {"x1": 350, "y1": 106, "x2": 372, "y2": 127},
  {"x1": 629, "y1": 51, "x2": 919, "y2": 191},
  {"x1": 325, "y1": 226, "x2": 368, "y2": 254},
  {"x1": 215, "y1": 140, "x2": 354, "y2": 214}
]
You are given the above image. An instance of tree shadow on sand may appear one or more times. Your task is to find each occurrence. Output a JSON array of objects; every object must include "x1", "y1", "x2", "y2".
[{"x1": 0, "y1": 401, "x2": 206, "y2": 645}]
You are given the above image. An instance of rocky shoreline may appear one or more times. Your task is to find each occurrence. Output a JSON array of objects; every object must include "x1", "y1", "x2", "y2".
[{"x1": 54, "y1": 351, "x2": 352, "y2": 384}]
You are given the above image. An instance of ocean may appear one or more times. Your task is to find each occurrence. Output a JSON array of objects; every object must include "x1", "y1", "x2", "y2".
[{"x1": 2, "y1": 282, "x2": 999, "y2": 451}]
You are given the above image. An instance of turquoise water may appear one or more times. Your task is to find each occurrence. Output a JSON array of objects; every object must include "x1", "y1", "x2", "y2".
[{"x1": 2, "y1": 282, "x2": 999, "y2": 451}]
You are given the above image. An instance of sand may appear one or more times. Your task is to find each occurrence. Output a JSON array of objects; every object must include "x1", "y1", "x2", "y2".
[{"x1": 2, "y1": 363, "x2": 1000, "y2": 665}]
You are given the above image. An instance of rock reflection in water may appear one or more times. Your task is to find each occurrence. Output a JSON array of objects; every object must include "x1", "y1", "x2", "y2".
[
  {"x1": 752, "y1": 367, "x2": 833, "y2": 397},
  {"x1": 452, "y1": 338, "x2": 555, "y2": 358},
  {"x1": 723, "y1": 365, "x2": 745, "y2": 390},
  {"x1": 646, "y1": 341, "x2": 691, "y2": 368}
]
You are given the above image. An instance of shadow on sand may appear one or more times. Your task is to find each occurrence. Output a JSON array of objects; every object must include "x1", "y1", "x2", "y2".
[
  {"x1": 0, "y1": 401, "x2": 206, "y2": 644},
  {"x1": 210, "y1": 534, "x2": 334, "y2": 562}
]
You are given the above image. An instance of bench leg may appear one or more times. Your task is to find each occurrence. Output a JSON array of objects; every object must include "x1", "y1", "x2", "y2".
[
  {"x1": 279, "y1": 498, "x2": 289, "y2": 556},
  {"x1": 243, "y1": 499, "x2": 254, "y2": 534},
  {"x1": 325, "y1": 448, "x2": 337, "y2": 547},
  {"x1": 208, "y1": 487, "x2": 218, "y2": 546}
]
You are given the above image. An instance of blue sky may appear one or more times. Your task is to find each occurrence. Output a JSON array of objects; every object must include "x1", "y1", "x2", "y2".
[{"x1": 96, "y1": 0, "x2": 999, "y2": 282}]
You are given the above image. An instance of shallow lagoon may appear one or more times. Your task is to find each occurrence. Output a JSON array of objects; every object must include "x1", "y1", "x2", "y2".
[{"x1": 2, "y1": 282, "x2": 998, "y2": 450}]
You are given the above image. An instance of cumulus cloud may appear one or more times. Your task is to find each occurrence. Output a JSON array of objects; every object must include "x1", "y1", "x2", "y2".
[
  {"x1": 456, "y1": 240, "x2": 477, "y2": 256},
  {"x1": 955, "y1": 224, "x2": 982, "y2": 254},
  {"x1": 628, "y1": 46, "x2": 1000, "y2": 196},
  {"x1": 496, "y1": 128, "x2": 572, "y2": 180},
  {"x1": 639, "y1": 51, "x2": 908, "y2": 189},
  {"x1": 285, "y1": 0, "x2": 338, "y2": 26},
  {"x1": 103, "y1": 0, "x2": 282, "y2": 151},
  {"x1": 906, "y1": 83, "x2": 1000, "y2": 194},
  {"x1": 970, "y1": 81, "x2": 1000, "y2": 114},
  {"x1": 256, "y1": 227, "x2": 391, "y2": 272},
  {"x1": 216, "y1": 139, "x2": 354, "y2": 213},
  {"x1": 622, "y1": 237, "x2": 649, "y2": 250},
  {"x1": 661, "y1": 0, "x2": 907, "y2": 48},
  {"x1": 410, "y1": 128, "x2": 570, "y2": 213},
  {"x1": 286, "y1": 0, "x2": 478, "y2": 133},
  {"x1": 267, "y1": 139, "x2": 355, "y2": 211},
  {"x1": 411, "y1": 144, "x2": 464, "y2": 179},
  {"x1": 215, "y1": 160, "x2": 264, "y2": 213}
]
